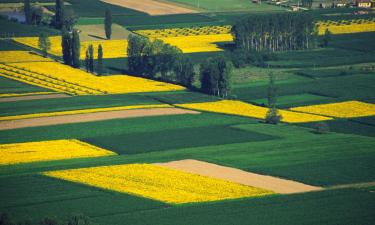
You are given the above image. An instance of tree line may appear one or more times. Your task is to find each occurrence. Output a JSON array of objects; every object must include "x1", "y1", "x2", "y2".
[
  {"x1": 127, "y1": 34, "x2": 195, "y2": 87},
  {"x1": 231, "y1": 13, "x2": 315, "y2": 52}
]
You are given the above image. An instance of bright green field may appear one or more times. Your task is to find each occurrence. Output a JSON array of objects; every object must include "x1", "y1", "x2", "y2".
[{"x1": 164, "y1": 0, "x2": 285, "y2": 12}]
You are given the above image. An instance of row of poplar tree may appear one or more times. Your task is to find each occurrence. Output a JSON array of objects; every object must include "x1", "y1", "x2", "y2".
[{"x1": 231, "y1": 13, "x2": 315, "y2": 52}]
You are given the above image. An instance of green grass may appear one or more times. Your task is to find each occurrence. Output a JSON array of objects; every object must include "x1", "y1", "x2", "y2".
[
  {"x1": 0, "y1": 40, "x2": 25, "y2": 51},
  {"x1": 0, "y1": 174, "x2": 166, "y2": 222},
  {"x1": 0, "y1": 113, "x2": 255, "y2": 144},
  {"x1": 1, "y1": 122, "x2": 374, "y2": 186},
  {"x1": 96, "y1": 188, "x2": 375, "y2": 225},
  {"x1": 144, "y1": 91, "x2": 219, "y2": 104},
  {"x1": 0, "y1": 76, "x2": 49, "y2": 94},
  {"x1": 252, "y1": 93, "x2": 336, "y2": 108},
  {"x1": 82, "y1": 125, "x2": 276, "y2": 154},
  {"x1": 233, "y1": 74, "x2": 375, "y2": 102},
  {"x1": 0, "y1": 18, "x2": 59, "y2": 37},
  {"x1": 164, "y1": 0, "x2": 285, "y2": 12},
  {"x1": 0, "y1": 94, "x2": 160, "y2": 116}
]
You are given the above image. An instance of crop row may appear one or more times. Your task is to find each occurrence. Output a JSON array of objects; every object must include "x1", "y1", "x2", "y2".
[
  {"x1": 136, "y1": 25, "x2": 232, "y2": 38},
  {"x1": 0, "y1": 64, "x2": 105, "y2": 95}
]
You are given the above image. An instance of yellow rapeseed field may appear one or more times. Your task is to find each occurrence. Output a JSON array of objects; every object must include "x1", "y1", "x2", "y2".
[
  {"x1": 0, "y1": 104, "x2": 171, "y2": 121},
  {"x1": 176, "y1": 100, "x2": 332, "y2": 123},
  {"x1": 159, "y1": 34, "x2": 234, "y2": 53},
  {"x1": 0, "y1": 139, "x2": 116, "y2": 165},
  {"x1": 13, "y1": 36, "x2": 128, "y2": 58},
  {"x1": 4, "y1": 62, "x2": 185, "y2": 94},
  {"x1": 317, "y1": 19, "x2": 375, "y2": 35},
  {"x1": 44, "y1": 164, "x2": 273, "y2": 204},
  {"x1": 136, "y1": 25, "x2": 232, "y2": 38},
  {"x1": 0, "y1": 51, "x2": 52, "y2": 63},
  {"x1": 290, "y1": 101, "x2": 375, "y2": 118}
]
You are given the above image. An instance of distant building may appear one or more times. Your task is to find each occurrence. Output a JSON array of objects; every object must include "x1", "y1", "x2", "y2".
[
  {"x1": 355, "y1": 0, "x2": 372, "y2": 8},
  {"x1": 332, "y1": 1, "x2": 347, "y2": 7}
]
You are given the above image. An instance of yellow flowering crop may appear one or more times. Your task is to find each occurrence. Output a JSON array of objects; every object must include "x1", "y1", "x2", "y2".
[
  {"x1": 159, "y1": 34, "x2": 234, "y2": 53},
  {"x1": 0, "y1": 92, "x2": 55, "y2": 98},
  {"x1": 317, "y1": 19, "x2": 375, "y2": 35},
  {"x1": 0, "y1": 104, "x2": 171, "y2": 121},
  {"x1": 176, "y1": 100, "x2": 332, "y2": 123},
  {"x1": 13, "y1": 36, "x2": 128, "y2": 59},
  {"x1": 290, "y1": 101, "x2": 375, "y2": 118},
  {"x1": 136, "y1": 25, "x2": 232, "y2": 38},
  {"x1": 0, "y1": 51, "x2": 52, "y2": 63},
  {"x1": 0, "y1": 139, "x2": 115, "y2": 165},
  {"x1": 1, "y1": 62, "x2": 184, "y2": 95},
  {"x1": 44, "y1": 164, "x2": 273, "y2": 204}
]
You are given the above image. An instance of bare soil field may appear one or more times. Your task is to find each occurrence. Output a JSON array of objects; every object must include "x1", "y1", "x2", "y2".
[
  {"x1": 155, "y1": 159, "x2": 322, "y2": 194},
  {"x1": 100, "y1": 0, "x2": 196, "y2": 15},
  {"x1": 0, "y1": 108, "x2": 199, "y2": 130},
  {"x1": 77, "y1": 24, "x2": 133, "y2": 41},
  {"x1": 0, "y1": 93, "x2": 70, "y2": 103}
]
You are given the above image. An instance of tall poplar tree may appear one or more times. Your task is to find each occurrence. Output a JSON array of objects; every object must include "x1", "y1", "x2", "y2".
[
  {"x1": 24, "y1": 0, "x2": 31, "y2": 24},
  {"x1": 72, "y1": 29, "x2": 80, "y2": 68},
  {"x1": 104, "y1": 9, "x2": 112, "y2": 40},
  {"x1": 38, "y1": 33, "x2": 51, "y2": 57},
  {"x1": 55, "y1": 0, "x2": 64, "y2": 29},
  {"x1": 97, "y1": 44, "x2": 103, "y2": 75},
  {"x1": 88, "y1": 44, "x2": 94, "y2": 73},
  {"x1": 61, "y1": 28, "x2": 72, "y2": 65}
]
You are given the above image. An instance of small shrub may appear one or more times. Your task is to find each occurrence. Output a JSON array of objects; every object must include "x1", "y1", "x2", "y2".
[{"x1": 265, "y1": 107, "x2": 282, "y2": 124}]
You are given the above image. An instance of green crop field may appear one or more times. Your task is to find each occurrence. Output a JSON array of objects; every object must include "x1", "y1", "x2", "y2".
[{"x1": 0, "y1": 0, "x2": 374, "y2": 225}]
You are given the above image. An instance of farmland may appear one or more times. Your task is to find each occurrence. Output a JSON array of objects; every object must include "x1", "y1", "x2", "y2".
[{"x1": 0, "y1": 0, "x2": 374, "y2": 225}]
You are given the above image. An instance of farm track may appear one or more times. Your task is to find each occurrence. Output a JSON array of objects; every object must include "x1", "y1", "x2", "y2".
[
  {"x1": 100, "y1": 0, "x2": 196, "y2": 15},
  {"x1": 155, "y1": 159, "x2": 322, "y2": 194},
  {"x1": 0, "y1": 93, "x2": 70, "y2": 102},
  {"x1": 0, "y1": 107, "x2": 200, "y2": 130}
]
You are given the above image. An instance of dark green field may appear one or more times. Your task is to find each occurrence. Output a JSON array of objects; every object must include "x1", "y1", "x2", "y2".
[{"x1": 0, "y1": 76, "x2": 49, "y2": 94}]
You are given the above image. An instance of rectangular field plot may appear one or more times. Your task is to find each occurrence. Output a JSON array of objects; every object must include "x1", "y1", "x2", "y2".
[
  {"x1": 0, "y1": 139, "x2": 115, "y2": 165},
  {"x1": 44, "y1": 164, "x2": 273, "y2": 204},
  {"x1": 82, "y1": 125, "x2": 276, "y2": 154},
  {"x1": 291, "y1": 101, "x2": 375, "y2": 118},
  {"x1": 0, "y1": 175, "x2": 165, "y2": 221},
  {"x1": 252, "y1": 93, "x2": 335, "y2": 108},
  {"x1": 177, "y1": 100, "x2": 332, "y2": 123}
]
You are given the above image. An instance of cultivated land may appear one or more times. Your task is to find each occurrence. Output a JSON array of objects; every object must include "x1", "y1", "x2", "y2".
[{"x1": 0, "y1": 1, "x2": 374, "y2": 225}]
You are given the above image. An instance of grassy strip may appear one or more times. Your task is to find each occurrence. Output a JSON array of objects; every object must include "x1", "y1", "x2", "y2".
[
  {"x1": 0, "y1": 76, "x2": 49, "y2": 94},
  {"x1": 0, "y1": 94, "x2": 160, "y2": 116},
  {"x1": 82, "y1": 125, "x2": 276, "y2": 154}
]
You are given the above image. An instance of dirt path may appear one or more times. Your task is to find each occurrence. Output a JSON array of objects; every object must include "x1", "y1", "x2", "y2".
[
  {"x1": 0, "y1": 93, "x2": 70, "y2": 103},
  {"x1": 100, "y1": 0, "x2": 196, "y2": 15},
  {"x1": 155, "y1": 159, "x2": 322, "y2": 194},
  {"x1": 0, "y1": 108, "x2": 199, "y2": 130}
]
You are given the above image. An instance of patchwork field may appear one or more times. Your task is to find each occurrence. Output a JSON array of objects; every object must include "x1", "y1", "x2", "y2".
[
  {"x1": 0, "y1": 139, "x2": 115, "y2": 165},
  {"x1": 44, "y1": 163, "x2": 273, "y2": 204},
  {"x1": 0, "y1": 2, "x2": 374, "y2": 225}
]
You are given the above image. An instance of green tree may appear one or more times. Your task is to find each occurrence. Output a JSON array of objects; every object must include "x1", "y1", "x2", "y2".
[
  {"x1": 174, "y1": 55, "x2": 194, "y2": 87},
  {"x1": 88, "y1": 44, "x2": 94, "y2": 73},
  {"x1": 24, "y1": 0, "x2": 31, "y2": 24},
  {"x1": 62, "y1": 8, "x2": 77, "y2": 31},
  {"x1": 61, "y1": 28, "x2": 72, "y2": 65},
  {"x1": 55, "y1": 0, "x2": 64, "y2": 29},
  {"x1": 322, "y1": 28, "x2": 332, "y2": 47},
  {"x1": 85, "y1": 49, "x2": 89, "y2": 72},
  {"x1": 104, "y1": 9, "x2": 112, "y2": 40},
  {"x1": 72, "y1": 29, "x2": 80, "y2": 68},
  {"x1": 127, "y1": 34, "x2": 147, "y2": 73},
  {"x1": 97, "y1": 44, "x2": 103, "y2": 75},
  {"x1": 38, "y1": 32, "x2": 51, "y2": 57},
  {"x1": 265, "y1": 107, "x2": 282, "y2": 124}
]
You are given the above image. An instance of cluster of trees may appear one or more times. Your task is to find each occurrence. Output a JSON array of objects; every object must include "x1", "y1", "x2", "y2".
[
  {"x1": 127, "y1": 34, "x2": 194, "y2": 87},
  {"x1": 231, "y1": 13, "x2": 315, "y2": 52},
  {"x1": 23, "y1": 0, "x2": 53, "y2": 25},
  {"x1": 84, "y1": 44, "x2": 104, "y2": 75},
  {"x1": 61, "y1": 29, "x2": 80, "y2": 67},
  {"x1": 200, "y1": 56, "x2": 232, "y2": 98},
  {"x1": 301, "y1": 0, "x2": 313, "y2": 8},
  {"x1": 0, "y1": 213, "x2": 96, "y2": 225}
]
